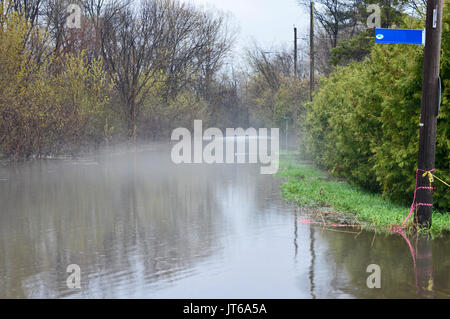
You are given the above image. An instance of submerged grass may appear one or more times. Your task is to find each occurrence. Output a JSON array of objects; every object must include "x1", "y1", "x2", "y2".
[{"x1": 277, "y1": 154, "x2": 450, "y2": 238}]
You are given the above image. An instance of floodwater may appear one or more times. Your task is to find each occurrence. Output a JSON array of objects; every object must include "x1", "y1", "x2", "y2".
[{"x1": 0, "y1": 143, "x2": 449, "y2": 299}]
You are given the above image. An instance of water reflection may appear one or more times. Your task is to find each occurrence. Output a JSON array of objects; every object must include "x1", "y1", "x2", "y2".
[
  {"x1": 309, "y1": 227, "x2": 316, "y2": 299},
  {"x1": 414, "y1": 234, "x2": 434, "y2": 299},
  {"x1": 313, "y1": 227, "x2": 449, "y2": 298},
  {"x1": 0, "y1": 146, "x2": 449, "y2": 298},
  {"x1": 293, "y1": 209, "x2": 298, "y2": 259},
  {"x1": 0, "y1": 146, "x2": 226, "y2": 298}
]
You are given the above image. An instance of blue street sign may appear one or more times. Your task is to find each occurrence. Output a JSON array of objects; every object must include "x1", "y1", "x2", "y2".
[{"x1": 375, "y1": 28, "x2": 425, "y2": 45}]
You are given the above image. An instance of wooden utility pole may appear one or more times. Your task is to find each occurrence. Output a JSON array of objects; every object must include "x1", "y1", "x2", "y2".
[
  {"x1": 293, "y1": 27, "x2": 298, "y2": 133},
  {"x1": 309, "y1": 2, "x2": 315, "y2": 102},
  {"x1": 415, "y1": 0, "x2": 443, "y2": 227},
  {"x1": 294, "y1": 27, "x2": 298, "y2": 78},
  {"x1": 132, "y1": 51, "x2": 137, "y2": 145}
]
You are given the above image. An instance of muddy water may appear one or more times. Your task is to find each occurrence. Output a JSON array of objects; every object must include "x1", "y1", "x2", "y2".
[{"x1": 0, "y1": 144, "x2": 449, "y2": 298}]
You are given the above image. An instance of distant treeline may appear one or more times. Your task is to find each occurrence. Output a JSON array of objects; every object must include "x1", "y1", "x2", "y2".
[
  {"x1": 300, "y1": 6, "x2": 449, "y2": 210},
  {"x1": 0, "y1": 0, "x2": 246, "y2": 159}
]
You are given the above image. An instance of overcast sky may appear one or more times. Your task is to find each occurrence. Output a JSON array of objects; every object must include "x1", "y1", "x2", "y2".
[{"x1": 184, "y1": 0, "x2": 310, "y2": 62}]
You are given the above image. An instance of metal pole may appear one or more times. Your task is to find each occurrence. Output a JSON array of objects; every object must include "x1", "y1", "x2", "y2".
[
  {"x1": 293, "y1": 27, "x2": 298, "y2": 129},
  {"x1": 310, "y1": 2, "x2": 315, "y2": 102},
  {"x1": 293, "y1": 27, "x2": 298, "y2": 146},
  {"x1": 286, "y1": 117, "x2": 289, "y2": 151}
]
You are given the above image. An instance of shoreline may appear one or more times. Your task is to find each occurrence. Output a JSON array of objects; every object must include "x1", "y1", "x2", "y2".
[{"x1": 276, "y1": 153, "x2": 450, "y2": 238}]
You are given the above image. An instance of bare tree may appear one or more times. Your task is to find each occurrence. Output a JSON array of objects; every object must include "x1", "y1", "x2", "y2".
[
  {"x1": 193, "y1": 10, "x2": 235, "y2": 101},
  {"x1": 8, "y1": 0, "x2": 44, "y2": 26},
  {"x1": 246, "y1": 46, "x2": 297, "y2": 92},
  {"x1": 298, "y1": 0, "x2": 360, "y2": 49},
  {"x1": 101, "y1": 0, "x2": 174, "y2": 142},
  {"x1": 82, "y1": 0, "x2": 130, "y2": 57},
  {"x1": 160, "y1": 3, "x2": 229, "y2": 100},
  {"x1": 406, "y1": 0, "x2": 427, "y2": 17}
]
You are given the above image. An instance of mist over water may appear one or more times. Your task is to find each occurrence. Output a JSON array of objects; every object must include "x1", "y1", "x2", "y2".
[{"x1": 0, "y1": 143, "x2": 449, "y2": 298}]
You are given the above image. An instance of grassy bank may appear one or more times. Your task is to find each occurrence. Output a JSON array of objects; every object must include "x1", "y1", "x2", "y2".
[{"x1": 277, "y1": 154, "x2": 450, "y2": 238}]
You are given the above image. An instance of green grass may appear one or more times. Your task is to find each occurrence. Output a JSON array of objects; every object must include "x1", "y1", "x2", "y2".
[{"x1": 277, "y1": 154, "x2": 450, "y2": 238}]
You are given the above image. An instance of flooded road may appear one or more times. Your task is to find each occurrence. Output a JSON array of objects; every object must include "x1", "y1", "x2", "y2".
[{"x1": 0, "y1": 144, "x2": 449, "y2": 298}]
